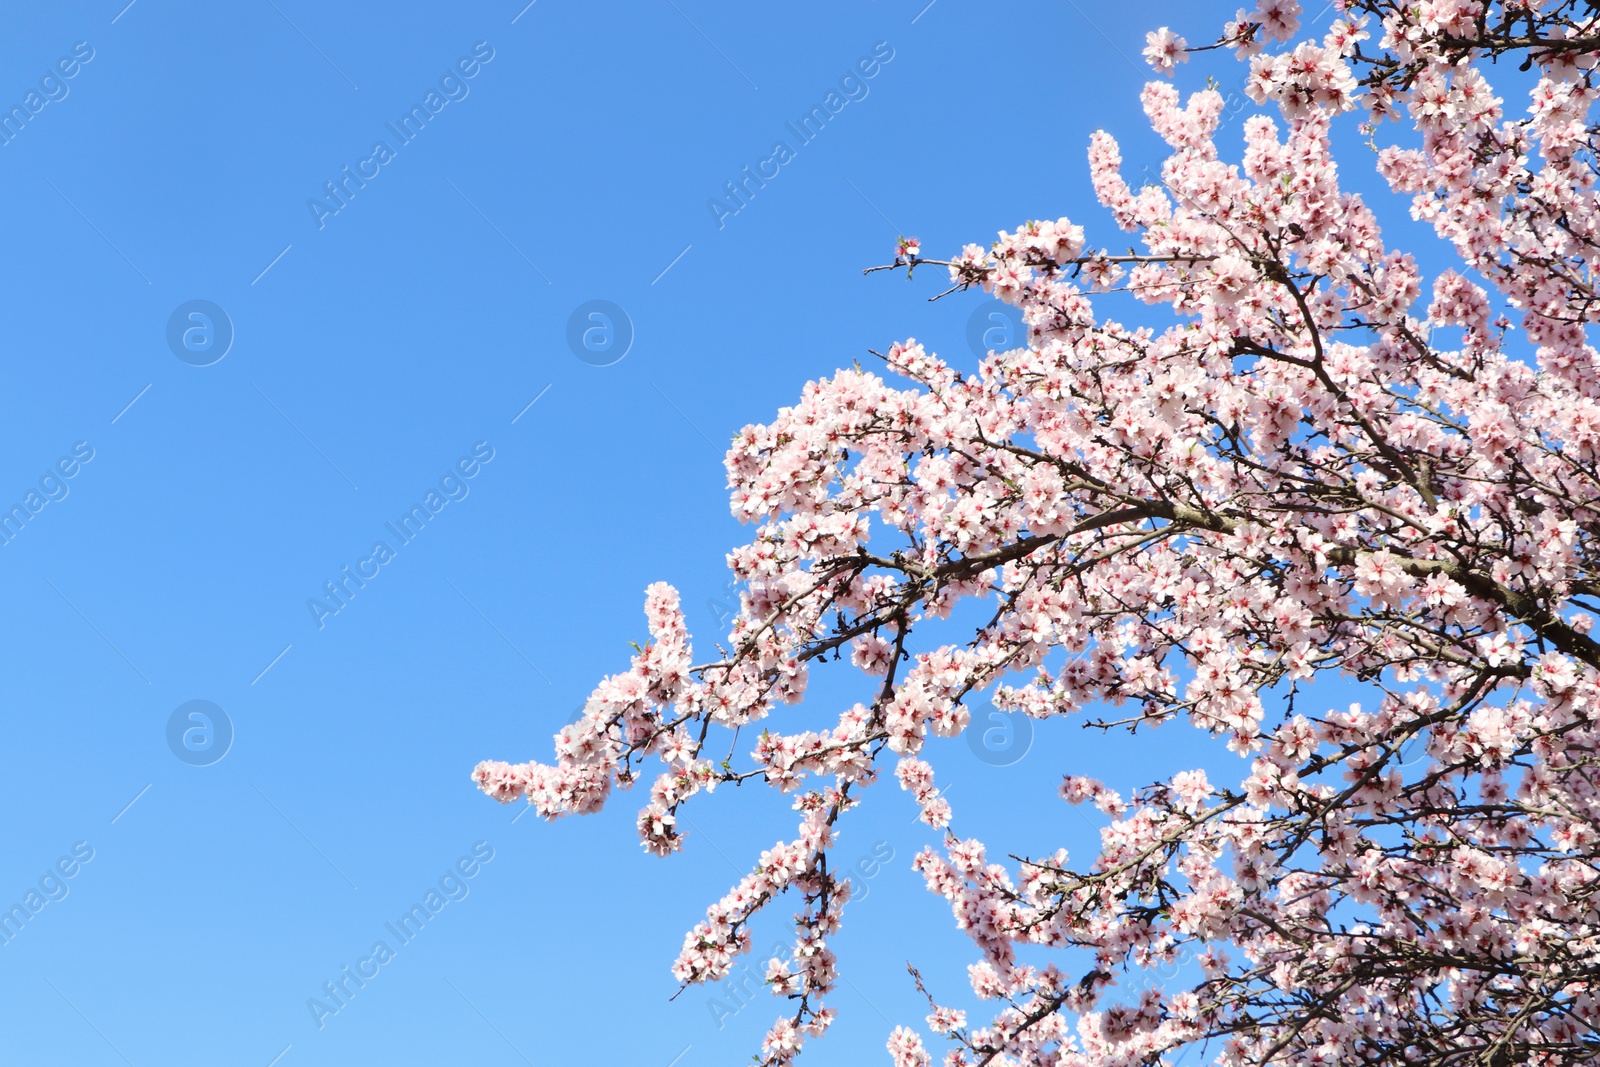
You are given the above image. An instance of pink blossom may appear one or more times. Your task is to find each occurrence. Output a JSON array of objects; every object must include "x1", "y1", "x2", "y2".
[
  {"x1": 471, "y1": 6, "x2": 1600, "y2": 1066},
  {"x1": 1143, "y1": 28, "x2": 1189, "y2": 74}
]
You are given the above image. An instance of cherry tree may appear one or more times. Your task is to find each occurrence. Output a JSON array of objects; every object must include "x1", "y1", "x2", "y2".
[{"x1": 474, "y1": 2, "x2": 1600, "y2": 1064}]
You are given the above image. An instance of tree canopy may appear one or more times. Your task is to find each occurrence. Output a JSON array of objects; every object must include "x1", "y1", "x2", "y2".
[{"x1": 476, "y1": 3, "x2": 1600, "y2": 1064}]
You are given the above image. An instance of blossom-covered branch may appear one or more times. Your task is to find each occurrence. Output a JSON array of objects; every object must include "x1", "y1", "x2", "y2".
[{"x1": 476, "y1": 2, "x2": 1600, "y2": 1064}]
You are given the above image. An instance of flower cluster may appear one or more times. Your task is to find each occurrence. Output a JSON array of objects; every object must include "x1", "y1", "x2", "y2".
[{"x1": 475, "y1": 2, "x2": 1600, "y2": 1064}]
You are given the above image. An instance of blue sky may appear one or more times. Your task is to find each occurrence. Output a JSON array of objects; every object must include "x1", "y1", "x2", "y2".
[{"x1": 0, "y1": 2, "x2": 1414, "y2": 1065}]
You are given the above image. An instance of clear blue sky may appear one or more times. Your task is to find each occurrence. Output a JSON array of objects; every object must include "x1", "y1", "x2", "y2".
[{"x1": 0, "y1": 2, "x2": 1406, "y2": 1065}]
